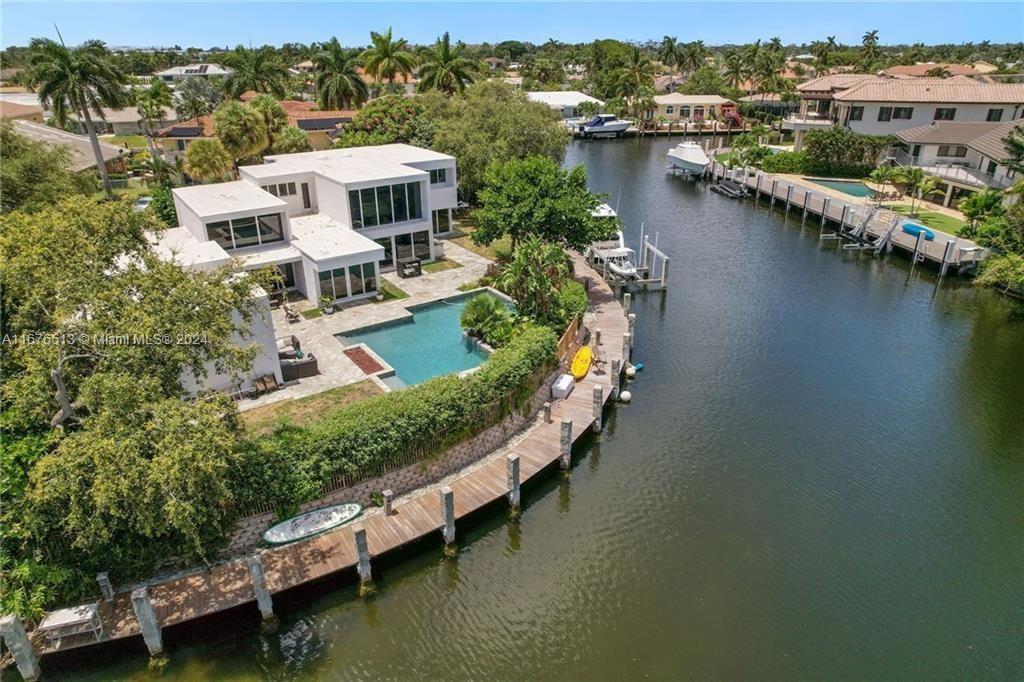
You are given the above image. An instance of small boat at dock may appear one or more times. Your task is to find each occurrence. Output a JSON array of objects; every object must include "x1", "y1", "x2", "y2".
[
  {"x1": 666, "y1": 141, "x2": 711, "y2": 176},
  {"x1": 578, "y1": 114, "x2": 632, "y2": 138},
  {"x1": 588, "y1": 204, "x2": 639, "y2": 279},
  {"x1": 710, "y1": 179, "x2": 749, "y2": 199}
]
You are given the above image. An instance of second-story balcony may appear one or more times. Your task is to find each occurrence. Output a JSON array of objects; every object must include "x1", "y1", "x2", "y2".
[
  {"x1": 782, "y1": 113, "x2": 835, "y2": 132},
  {"x1": 885, "y1": 148, "x2": 1012, "y2": 190}
]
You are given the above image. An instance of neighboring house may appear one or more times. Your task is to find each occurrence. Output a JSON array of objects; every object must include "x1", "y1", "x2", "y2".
[
  {"x1": 153, "y1": 63, "x2": 232, "y2": 84},
  {"x1": 154, "y1": 103, "x2": 357, "y2": 158},
  {"x1": 972, "y1": 61, "x2": 1000, "y2": 75},
  {"x1": 644, "y1": 94, "x2": 737, "y2": 123},
  {"x1": 526, "y1": 91, "x2": 604, "y2": 119},
  {"x1": 356, "y1": 66, "x2": 417, "y2": 94},
  {"x1": 294, "y1": 59, "x2": 315, "y2": 74},
  {"x1": 738, "y1": 93, "x2": 798, "y2": 116},
  {"x1": 882, "y1": 63, "x2": 982, "y2": 78},
  {"x1": 0, "y1": 67, "x2": 25, "y2": 86},
  {"x1": 785, "y1": 74, "x2": 1024, "y2": 149},
  {"x1": 654, "y1": 75, "x2": 688, "y2": 94},
  {"x1": 484, "y1": 57, "x2": 506, "y2": 72},
  {"x1": 890, "y1": 118, "x2": 1021, "y2": 207},
  {"x1": 0, "y1": 101, "x2": 44, "y2": 123},
  {"x1": 151, "y1": 144, "x2": 458, "y2": 393},
  {"x1": 11, "y1": 120, "x2": 127, "y2": 172},
  {"x1": 69, "y1": 106, "x2": 177, "y2": 135}
]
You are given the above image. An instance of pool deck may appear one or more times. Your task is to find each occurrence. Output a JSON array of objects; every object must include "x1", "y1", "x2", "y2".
[
  {"x1": 17, "y1": 252, "x2": 630, "y2": 665},
  {"x1": 240, "y1": 240, "x2": 491, "y2": 411}
]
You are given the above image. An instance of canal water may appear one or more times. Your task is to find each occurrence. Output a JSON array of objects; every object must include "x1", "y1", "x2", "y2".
[{"x1": 52, "y1": 138, "x2": 1024, "y2": 680}]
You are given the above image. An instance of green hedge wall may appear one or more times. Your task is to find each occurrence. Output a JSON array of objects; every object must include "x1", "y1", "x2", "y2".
[{"x1": 232, "y1": 325, "x2": 558, "y2": 516}]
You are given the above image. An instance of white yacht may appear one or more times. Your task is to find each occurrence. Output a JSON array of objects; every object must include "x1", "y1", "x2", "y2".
[
  {"x1": 666, "y1": 141, "x2": 711, "y2": 175},
  {"x1": 588, "y1": 204, "x2": 638, "y2": 279},
  {"x1": 578, "y1": 114, "x2": 632, "y2": 138}
]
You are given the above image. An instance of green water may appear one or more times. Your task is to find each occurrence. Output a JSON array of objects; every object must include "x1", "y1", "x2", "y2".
[
  {"x1": 46, "y1": 138, "x2": 1024, "y2": 680},
  {"x1": 805, "y1": 177, "x2": 876, "y2": 197}
]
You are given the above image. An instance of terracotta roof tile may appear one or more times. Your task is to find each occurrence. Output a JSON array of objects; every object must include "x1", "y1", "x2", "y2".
[
  {"x1": 833, "y1": 78, "x2": 1024, "y2": 104},
  {"x1": 895, "y1": 118, "x2": 1023, "y2": 160}
]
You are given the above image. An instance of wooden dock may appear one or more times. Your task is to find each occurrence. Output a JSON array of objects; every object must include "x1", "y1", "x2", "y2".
[
  {"x1": 15, "y1": 254, "x2": 629, "y2": 667},
  {"x1": 707, "y1": 160, "x2": 987, "y2": 273}
]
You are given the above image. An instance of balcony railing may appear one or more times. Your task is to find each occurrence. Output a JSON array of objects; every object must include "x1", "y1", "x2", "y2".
[{"x1": 885, "y1": 148, "x2": 1011, "y2": 190}]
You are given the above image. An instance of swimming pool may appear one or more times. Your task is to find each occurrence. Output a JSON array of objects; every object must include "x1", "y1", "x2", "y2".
[
  {"x1": 805, "y1": 177, "x2": 875, "y2": 198},
  {"x1": 340, "y1": 291, "x2": 510, "y2": 388}
]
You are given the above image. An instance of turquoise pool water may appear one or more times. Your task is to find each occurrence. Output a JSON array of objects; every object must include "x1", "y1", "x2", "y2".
[
  {"x1": 340, "y1": 292, "x2": 503, "y2": 387},
  {"x1": 805, "y1": 177, "x2": 875, "y2": 197}
]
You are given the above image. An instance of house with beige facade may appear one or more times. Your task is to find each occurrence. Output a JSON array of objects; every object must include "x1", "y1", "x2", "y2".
[
  {"x1": 0, "y1": 101, "x2": 44, "y2": 123},
  {"x1": 643, "y1": 94, "x2": 737, "y2": 124}
]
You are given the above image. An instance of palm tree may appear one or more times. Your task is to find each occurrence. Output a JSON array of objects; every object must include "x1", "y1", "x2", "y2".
[
  {"x1": 174, "y1": 76, "x2": 223, "y2": 120},
  {"x1": 897, "y1": 167, "x2": 944, "y2": 217},
  {"x1": 417, "y1": 32, "x2": 478, "y2": 95},
  {"x1": 721, "y1": 50, "x2": 750, "y2": 90},
  {"x1": 271, "y1": 125, "x2": 312, "y2": 155},
  {"x1": 1000, "y1": 123, "x2": 1024, "y2": 175},
  {"x1": 313, "y1": 37, "x2": 369, "y2": 109},
  {"x1": 496, "y1": 237, "x2": 570, "y2": 322},
  {"x1": 183, "y1": 138, "x2": 232, "y2": 182},
  {"x1": 958, "y1": 189, "x2": 1004, "y2": 227},
  {"x1": 658, "y1": 36, "x2": 681, "y2": 74},
  {"x1": 861, "y1": 29, "x2": 881, "y2": 68},
  {"x1": 460, "y1": 294, "x2": 512, "y2": 345},
  {"x1": 868, "y1": 166, "x2": 897, "y2": 198},
  {"x1": 360, "y1": 27, "x2": 416, "y2": 89},
  {"x1": 615, "y1": 47, "x2": 656, "y2": 95},
  {"x1": 247, "y1": 94, "x2": 287, "y2": 152},
  {"x1": 28, "y1": 37, "x2": 129, "y2": 200},
  {"x1": 135, "y1": 80, "x2": 172, "y2": 162},
  {"x1": 212, "y1": 100, "x2": 268, "y2": 163},
  {"x1": 222, "y1": 45, "x2": 288, "y2": 98}
]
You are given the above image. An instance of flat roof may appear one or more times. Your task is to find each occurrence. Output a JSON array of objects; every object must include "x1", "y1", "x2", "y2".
[
  {"x1": 11, "y1": 120, "x2": 123, "y2": 172},
  {"x1": 526, "y1": 91, "x2": 604, "y2": 107},
  {"x1": 654, "y1": 94, "x2": 734, "y2": 105},
  {"x1": 148, "y1": 227, "x2": 230, "y2": 269},
  {"x1": 172, "y1": 181, "x2": 287, "y2": 218},
  {"x1": 289, "y1": 214, "x2": 385, "y2": 262},
  {"x1": 245, "y1": 144, "x2": 448, "y2": 185}
]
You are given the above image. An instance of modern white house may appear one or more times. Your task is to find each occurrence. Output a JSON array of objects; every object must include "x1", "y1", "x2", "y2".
[
  {"x1": 526, "y1": 91, "x2": 604, "y2": 119},
  {"x1": 889, "y1": 118, "x2": 1021, "y2": 207},
  {"x1": 150, "y1": 143, "x2": 458, "y2": 394},
  {"x1": 153, "y1": 63, "x2": 232, "y2": 83},
  {"x1": 785, "y1": 75, "x2": 1024, "y2": 150}
]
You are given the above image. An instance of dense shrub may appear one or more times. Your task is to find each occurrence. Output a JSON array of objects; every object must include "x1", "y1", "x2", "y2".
[
  {"x1": 149, "y1": 183, "x2": 178, "y2": 226},
  {"x1": 460, "y1": 293, "x2": 513, "y2": 348},
  {"x1": 760, "y1": 151, "x2": 809, "y2": 174},
  {"x1": 233, "y1": 325, "x2": 558, "y2": 515},
  {"x1": 556, "y1": 279, "x2": 588, "y2": 327}
]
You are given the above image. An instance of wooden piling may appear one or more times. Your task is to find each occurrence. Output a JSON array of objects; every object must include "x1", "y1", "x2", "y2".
[
  {"x1": 440, "y1": 487, "x2": 455, "y2": 546},
  {"x1": 559, "y1": 420, "x2": 572, "y2": 469},
  {"x1": 246, "y1": 555, "x2": 274, "y2": 620},
  {"x1": 506, "y1": 454, "x2": 520, "y2": 509},
  {"x1": 592, "y1": 385, "x2": 603, "y2": 433}
]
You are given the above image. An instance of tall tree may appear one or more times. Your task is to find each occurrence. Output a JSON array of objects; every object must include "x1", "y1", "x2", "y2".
[
  {"x1": 681, "y1": 40, "x2": 709, "y2": 77},
  {"x1": 861, "y1": 29, "x2": 881, "y2": 68},
  {"x1": 183, "y1": 138, "x2": 233, "y2": 182},
  {"x1": 614, "y1": 46, "x2": 656, "y2": 109},
  {"x1": 360, "y1": 27, "x2": 416, "y2": 88},
  {"x1": 28, "y1": 37, "x2": 129, "y2": 200},
  {"x1": 173, "y1": 76, "x2": 223, "y2": 120},
  {"x1": 658, "y1": 36, "x2": 681, "y2": 74},
  {"x1": 222, "y1": 45, "x2": 288, "y2": 98},
  {"x1": 722, "y1": 49, "x2": 751, "y2": 90},
  {"x1": 417, "y1": 32, "x2": 478, "y2": 95},
  {"x1": 313, "y1": 37, "x2": 369, "y2": 110},
  {"x1": 134, "y1": 79, "x2": 172, "y2": 162},
  {"x1": 247, "y1": 94, "x2": 287, "y2": 152},
  {"x1": 212, "y1": 100, "x2": 268, "y2": 163},
  {"x1": 0, "y1": 121, "x2": 93, "y2": 213},
  {"x1": 271, "y1": 125, "x2": 312, "y2": 154}
]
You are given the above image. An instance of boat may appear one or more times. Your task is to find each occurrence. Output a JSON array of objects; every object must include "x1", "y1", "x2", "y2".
[
  {"x1": 666, "y1": 141, "x2": 711, "y2": 175},
  {"x1": 588, "y1": 203, "x2": 639, "y2": 279},
  {"x1": 710, "y1": 179, "x2": 749, "y2": 199},
  {"x1": 570, "y1": 346, "x2": 593, "y2": 380},
  {"x1": 578, "y1": 114, "x2": 632, "y2": 138},
  {"x1": 262, "y1": 503, "x2": 362, "y2": 545},
  {"x1": 901, "y1": 222, "x2": 935, "y2": 241}
]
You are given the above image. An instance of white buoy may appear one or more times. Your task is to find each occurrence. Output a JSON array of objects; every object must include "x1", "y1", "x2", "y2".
[
  {"x1": 625, "y1": 365, "x2": 637, "y2": 379},
  {"x1": 619, "y1": 390, "x2": 632, "y2": 403}
]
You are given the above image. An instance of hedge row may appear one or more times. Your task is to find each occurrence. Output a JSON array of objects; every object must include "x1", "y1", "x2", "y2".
[{"x1": 231, "y1": 325, "x2": 558, "y2": 515}]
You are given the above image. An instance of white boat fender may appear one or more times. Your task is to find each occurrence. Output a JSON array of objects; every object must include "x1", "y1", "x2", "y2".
[
  {"x1": 625, "y1": 365, "x2": 637, "y2": 379},
  {"x1": 619, "y1": 390, "x2": 632, "y2": 403}
]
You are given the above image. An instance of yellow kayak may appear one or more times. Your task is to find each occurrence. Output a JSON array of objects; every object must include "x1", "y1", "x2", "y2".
[{"x1": 570, "y1": 346, "x2": 593, "y2": 380}]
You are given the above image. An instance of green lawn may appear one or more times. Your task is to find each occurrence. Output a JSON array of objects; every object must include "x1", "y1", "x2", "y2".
[
  {"x1": 241, "y1": 380, "x2": 383, "y2": 436},
  {"x1": 102, "y1": 134, "x2": 148, "y2": 150},
  {"x1": 449, "y1": 212, "x2": 510, "y2": 262},
  {"x1": 90, "y1": 184, "x2": 150, "y2": 203},
  {"x1": 422, "y1": 257, "x2": 463, "y2": 274},
  {"x1": 371, "y1": 280, "x2": 409, "y2": 303},
  {"x1": 300, "y1": 308, "x2": 322, "y2": 319},
  {"x1": 888, "y1": 204, "x2": 966, "y2": 235}
]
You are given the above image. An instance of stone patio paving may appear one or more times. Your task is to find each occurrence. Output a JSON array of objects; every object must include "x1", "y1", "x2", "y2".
[{"x1": 238, "y1": 239, "x2": 492, "y2": 411}]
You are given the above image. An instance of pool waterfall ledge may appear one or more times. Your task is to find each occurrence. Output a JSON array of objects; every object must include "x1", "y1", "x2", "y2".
[{"x1": 5, "y1": 254, "x2": 629, "y2": 674}]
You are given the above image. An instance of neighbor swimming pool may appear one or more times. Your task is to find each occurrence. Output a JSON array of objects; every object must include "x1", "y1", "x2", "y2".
[
  {"x1": 805, "y1": 177, "x2": 875, "y2": 198},
  {"x1": 340, "y1": 291, "x2": 510, "y2": 388}
]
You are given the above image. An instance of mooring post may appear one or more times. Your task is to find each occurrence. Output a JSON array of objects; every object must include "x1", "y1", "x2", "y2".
[
  {"x1": 559, "y1": 420, "x2": 573, "y2": 469},
  {"x1": 543, "y1": 401, "x2": 552, "y2": 423},
  {"x1": 623, "y1": 292, "x2": 631, "y2": 315},
  {"x1": 382, "y1": 489, "x2": 394, "y2": 516},
  {"x1": 592, "y1": 385, "x2": 603, "y2": 433},
  {"x1": 622, "y1": 332, "x2": 631, "y2": 364},
  {"x1": 660, "y1": 257, "x2": 670, "y2": 289},
  {"x1": 97, "y1": 571, "x2": 114, "y2": 602},
  {"x1": 440, "y1": 486, "x2": 455, "y2": 546},
  {"x1": 0, "y1": 615, "x2": 41, "y2": 681},
  {"x1": 821, "y1": 198, "x2": 830, "y2": 228},
  {"x1": 246, "y1": 555, "x2": 274, "y2": 620},
  {"x1": 839, "y1": 204, "x2": 849, "y2": 232},
  {"x1": 755, "y1": 173, "x2": 762, "y2": 199},
  {"x1": 940, "y1": 239, "x2": 955, "y2": 278},
  {"x1": 352, "y1": 524, "x2": 373, "y2": 585},
  {"x1": 594, "y1": 327, "x2": 602, "y2": 346},
  {"x1": 130, "y1": 587, "x2": 163, "y2": 656},
  {"x1": 802, "y1": 190, "x2": 810, "y2": 219},
  {"x1": 785, "y1": 184, "x2": 793, "y2": 211},
  {"x1": 642, "y1": 236, "x2": 651, "y2": 269},
  {"x1": 506, "y1": 454, "x2": 520, "y2": 508},
  {"x1": 628, "y1": 313, "x2": 636, "y2": 344},
  {"x1": 770, "y1": 179, "x2": 778, "y2": 208},
  {"x1": 910, "y1": 230, "x2": 925, "y2": 276},
  {"x1": 610, "y1": 358, "x2": 621, "y2": 400}
]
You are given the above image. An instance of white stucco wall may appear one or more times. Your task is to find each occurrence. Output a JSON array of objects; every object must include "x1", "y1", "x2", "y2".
[{"x1": 843, "y1": 102, "x2": 1020, "y2": 136}]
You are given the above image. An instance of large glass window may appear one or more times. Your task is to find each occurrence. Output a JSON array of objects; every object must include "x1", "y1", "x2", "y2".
[
  {"x1": 331, "y1": 268, "x2": 348, "y2": 300},
  {"x1": 429, "y1": 168, "x2": 447, "y2": 184},
  {"x1": 413, "y1": 230, "x2": 431, "y2": 260},
  {"x1": 360, "y1": 188, "x2": 378, "y2": 227},
  {"x1": 892, "y1": 107, "x2": 914, "y2": 120},
  {"x1": 231, "y1": 216, "x2": 260, "y2": 248},
  {"x1": 877, "y1": 107, "x2": 893, "y2": 122},
  {"x1": 258, "y1": 214, "x2": 283, "y2": 243},
  {"x1": 349, "y1": 189, "x2": 362, "y2": 227},
  {"x1": 375, "y1": 237, "x2": 394, "y2": 268},
  {"x1": 207, "y1": 220, "x2": 233, "y2": 249},
  {"x1": 318, "y1": 270, "x2": 333, "y2": 298},
  {"x1": 395, "y1": 233, "x2": 413, "y2": 260},
  {"x1": 407, "y1": 182, "x2": 422, "y2": 219},
  {"x1": 376, "y1": 186, "x2": 393, "y2": 224},
  {"x1": 348, "y1": 264, "x2": 365, "y2": 296},
  {"x1": 361, "y1": 262, "x2": 377, "y2": 292},
  {"x1": 934, "y1": 107, "x2": 956, "y2": 121},
  {"x1": 301, "y1": 183, "x2": 311, "y2": 209},
  {"x1": 277, "y1": 262, "x2": 296, "y2": 290},
  {"x1": 432, "y1": 209, "x2": 450, "y2": 235},
  {"x1": 392, "y1": 183, "x2": 408, "y2": 222}
]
